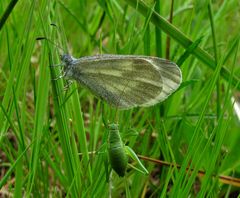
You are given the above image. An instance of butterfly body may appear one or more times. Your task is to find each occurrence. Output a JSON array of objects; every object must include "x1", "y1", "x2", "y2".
[{"x1": 61, "y1": 54, "x2": 182, "y2": 109}]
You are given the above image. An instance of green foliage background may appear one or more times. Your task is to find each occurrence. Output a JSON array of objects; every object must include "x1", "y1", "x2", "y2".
[{"x1": 0, "y1": 0, "x2": 240, "y2": 197}]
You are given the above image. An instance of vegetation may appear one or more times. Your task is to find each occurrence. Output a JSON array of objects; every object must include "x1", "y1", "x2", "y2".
[{"x1": 0, "y1": 0, "x2": 240, "y2": 197}]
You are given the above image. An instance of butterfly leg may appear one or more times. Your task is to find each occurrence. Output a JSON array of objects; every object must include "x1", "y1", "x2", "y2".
[
  {"x1": 63, "y1": 80, "x2": 73, "y2": 91},
  {"x1": 51, "y1": 69, "x2": 66, "y2": 81},
  {"x1": 50, "y1": 63, "x2": 63, "y2": 67}
]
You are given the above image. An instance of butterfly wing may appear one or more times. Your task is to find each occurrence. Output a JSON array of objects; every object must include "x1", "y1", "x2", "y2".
[
  {"x1": 67, "y1": 55, "x2": 181, "y2": 109},
  {"x1": 140, "y1": 56, "x2": 182, "y2": 106}
]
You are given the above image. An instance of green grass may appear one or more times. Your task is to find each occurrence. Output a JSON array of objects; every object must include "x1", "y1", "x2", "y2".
[{"x1": 1, "y1": 0, "x2": 240, "y2": 197}]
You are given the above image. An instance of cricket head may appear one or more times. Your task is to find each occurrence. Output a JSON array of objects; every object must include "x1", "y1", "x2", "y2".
[{"x1": 108, "y1": 123, "x2": 118, "y2": 131}]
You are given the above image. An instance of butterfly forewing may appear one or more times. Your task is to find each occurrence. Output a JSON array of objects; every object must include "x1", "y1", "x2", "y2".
[
  {"x1": 63, "y1": 54, "x2": 181, "y2": 109},
  {"x1": 141, "y1": 57, "x2": 182, "y2": 106}
]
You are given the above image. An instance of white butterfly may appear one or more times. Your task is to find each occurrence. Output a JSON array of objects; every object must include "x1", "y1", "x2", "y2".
[{"x1": 60, "y1": 54, "x2": 182, "y2": 109}]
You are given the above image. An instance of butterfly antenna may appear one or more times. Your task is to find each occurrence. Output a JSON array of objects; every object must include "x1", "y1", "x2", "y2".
[
  {"x1": 50, "y1": 23, "x2": 69, "y2": 54},
  {"x1": 36, "y1": 37, "x2": 65, "y2": 52}
]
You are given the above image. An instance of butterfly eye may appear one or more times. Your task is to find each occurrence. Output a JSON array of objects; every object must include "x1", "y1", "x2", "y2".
[{"x1": 60, "y1": 54, "x2": 72, "y2": 64}]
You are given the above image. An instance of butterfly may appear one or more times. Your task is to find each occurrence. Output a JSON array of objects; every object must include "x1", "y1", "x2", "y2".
[{"x1": 60, "y1": 54, "x2": 182, "y2": 109}]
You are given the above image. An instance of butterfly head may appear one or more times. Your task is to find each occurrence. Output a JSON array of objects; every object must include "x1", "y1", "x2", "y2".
[
  {"x1": 60, "y1": 54, "x2": 75, "y2": 78},
  {"x1": 60, "y1": 54, "x2": 73, "y2": 65}
]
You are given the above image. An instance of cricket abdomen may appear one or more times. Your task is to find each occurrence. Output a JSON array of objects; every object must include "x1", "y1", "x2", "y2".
[{"x1": 108, "y1": 124, "x2": 128, "y2": 177}]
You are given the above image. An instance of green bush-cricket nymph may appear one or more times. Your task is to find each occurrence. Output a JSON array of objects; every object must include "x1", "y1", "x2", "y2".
[
  {"x1": 107, "y1": 123, "x2": 128, "y2": 177},
  {"x1": 60, "y1": 54, "x2": 182, "y2": 109}
]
